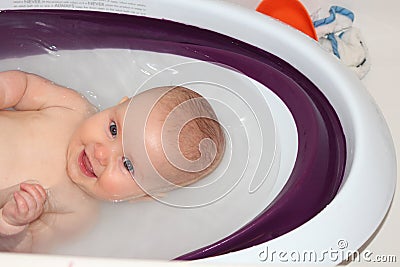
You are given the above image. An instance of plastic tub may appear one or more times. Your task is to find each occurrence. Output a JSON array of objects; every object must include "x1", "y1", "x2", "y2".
[{"x1": 0, "y1": 0, "x2": 396, "y2": 265}]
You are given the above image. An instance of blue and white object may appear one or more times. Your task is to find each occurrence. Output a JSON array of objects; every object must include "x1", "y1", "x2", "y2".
[{"x1": 313, "y1": 6, "x2": 371, "y2": 78}]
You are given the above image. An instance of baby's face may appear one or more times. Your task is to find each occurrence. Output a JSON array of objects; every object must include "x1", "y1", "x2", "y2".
[
  {"x1": 66, "y1": 98, "x2": 138, "y2": 201},
  {"x1": 66, "y1": 90, "x2": 167, "y2": 201}
]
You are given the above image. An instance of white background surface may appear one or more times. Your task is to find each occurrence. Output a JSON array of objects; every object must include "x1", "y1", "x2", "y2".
[{"x1": 228, "y1": 0, "x2": 400, "y2": 265}]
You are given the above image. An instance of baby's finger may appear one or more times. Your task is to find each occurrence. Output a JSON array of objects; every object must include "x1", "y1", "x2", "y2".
[
  {"x1": 17, "y1": 190, "x2": 38, "y2": 212},
  {"x1": 34, "y1": 184, "x2": 47, "y2": 200},
  {"x1": 13, "y1": 191, "x2": 29, "y2": 215},
  {"x1": 21, "y1": 182, "x2": 47, "y2": 200},
  {"x1": 20, "y1": 183, "x2": 46, "y2": 204}
]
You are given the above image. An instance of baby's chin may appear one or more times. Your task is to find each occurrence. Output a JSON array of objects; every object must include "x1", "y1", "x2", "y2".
[
  {"x1": 95, "y1": 194, "x2": 149, "y2": 203},
  {"x1": 79, "y1": 186, "x2": 147, "y2": 202},
  {"x1": 107, "y1": 193, "x2": 150, "y2": 203}
]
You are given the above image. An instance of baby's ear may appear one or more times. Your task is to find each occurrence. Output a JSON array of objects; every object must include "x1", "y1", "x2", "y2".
[{"x1": 119, "y1": 96, "x2": 129, "y2": 104}]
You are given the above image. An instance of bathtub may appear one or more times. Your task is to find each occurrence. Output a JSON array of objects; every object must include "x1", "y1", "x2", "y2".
[{"x1": 0, "y1": 0, "x2": 396, "y2": 265}]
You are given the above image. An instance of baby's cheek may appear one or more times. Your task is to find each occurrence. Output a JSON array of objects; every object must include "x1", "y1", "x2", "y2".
[
  {"x1": 99, "y1": 177, "x2": 126, "y2": 196},
  {"x1": 99, "y1": 175, "x2": 140, "y2": 200}
]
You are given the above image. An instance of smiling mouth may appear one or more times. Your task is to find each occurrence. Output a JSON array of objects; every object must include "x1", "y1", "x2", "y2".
[{"x1": 79, "y1": 150, "x2": 97, "y2": 178}]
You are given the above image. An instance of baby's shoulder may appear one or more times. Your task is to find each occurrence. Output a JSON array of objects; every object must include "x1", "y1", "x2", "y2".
[
  {"x1": 50, "y1": 88, "x2": 98, "y2": 117},
  {"x1": 71, "y1": 91, "x2": 98, "y2": 116}
]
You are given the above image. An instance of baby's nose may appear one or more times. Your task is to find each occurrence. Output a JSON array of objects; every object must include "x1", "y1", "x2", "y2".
[
  {"x1": 94, "y1": 142, "x2": 121, "y2": 166},
  {"x1": 94, "y1": 143, "x2": 111, "y2": 166}
]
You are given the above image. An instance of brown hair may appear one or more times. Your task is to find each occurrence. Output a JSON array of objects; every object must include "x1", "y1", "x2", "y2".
[{"x1": 147, "y1": 86, "x2": 225, "y2": 188}]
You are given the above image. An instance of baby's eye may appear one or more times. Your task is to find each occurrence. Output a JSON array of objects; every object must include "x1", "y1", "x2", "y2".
[
  {"x1": 123, "y1": 156, "x2": 134, "y2": 173},
  {"x1": 109, "y1": 121, "x2": 117, "y2": 138}
]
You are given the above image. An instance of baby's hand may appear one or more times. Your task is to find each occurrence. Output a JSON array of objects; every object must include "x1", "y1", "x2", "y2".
[{"x1": 2, "y1": 183, "x2": 47, "y2": 227}]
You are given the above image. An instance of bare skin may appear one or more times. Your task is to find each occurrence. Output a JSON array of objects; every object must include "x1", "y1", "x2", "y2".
[
  {"x1": 0, "y1": 71, "x2": 151, "y2": 252},
  {"x1": 0, "y1": 71, "x2": 104, "y2": 252},
  {"x1": 0, "y1": 70, "x2": 223, "y2": 252},
  {"x1": 0, "y1": 71, "x2": 195, "y2": 252}
]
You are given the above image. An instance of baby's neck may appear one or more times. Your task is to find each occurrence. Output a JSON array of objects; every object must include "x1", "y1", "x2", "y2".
[{"x1": 44, "y1": 178, "x2": 97, "y2": 214}]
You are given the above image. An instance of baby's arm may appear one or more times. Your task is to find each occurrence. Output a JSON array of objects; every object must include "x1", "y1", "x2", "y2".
[
  {"x1": 0, "y1": 183, "x2": 46, "y2": 251},
  {"x1": 0, "y1": 70, "x2": 93, "y2": 112},
  {"x1": 0, "y1": 183, "x2": 96, "y2": 252}
]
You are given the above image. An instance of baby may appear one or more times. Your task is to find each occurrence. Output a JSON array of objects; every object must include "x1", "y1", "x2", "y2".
[{"x1": 0, "y1": 70, "x2": 225, "y2": 252}]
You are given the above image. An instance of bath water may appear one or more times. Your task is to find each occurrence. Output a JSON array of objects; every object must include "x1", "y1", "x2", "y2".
[{"x1": 0, "y1": 49, "x2": 297, "y2": 259}]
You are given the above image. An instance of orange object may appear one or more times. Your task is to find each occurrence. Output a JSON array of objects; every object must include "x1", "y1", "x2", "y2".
[{"x1": 256, "y1": 0, "x2": 318, "y2": 41}]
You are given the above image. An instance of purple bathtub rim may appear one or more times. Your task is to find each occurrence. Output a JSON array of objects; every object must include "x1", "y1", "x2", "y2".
[{"x1": 0, "y1": 9, "x2": 346, "y2": 260}]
